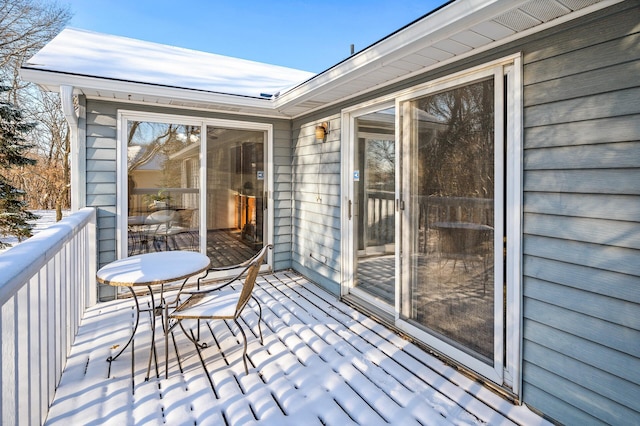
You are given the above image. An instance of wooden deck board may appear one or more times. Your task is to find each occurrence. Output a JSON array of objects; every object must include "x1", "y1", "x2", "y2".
[
  {"x1": 45, "y1": 271, "x2": 549, "y2": 425},
  {"x1": 265, "y1": 272, "x2": 487, "y2": 425}
]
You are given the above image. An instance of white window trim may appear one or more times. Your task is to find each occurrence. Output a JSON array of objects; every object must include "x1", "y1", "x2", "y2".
[
  {"x1": 340, "y1": 99, "x2": 396, "y2": 308},
  {"x1": 340, "y1": 53, "x2": 523, "y2": 396},
  {"x1": 116, "y1": 110, "x2": 274, "y2": 267},
  {"x1": 505, "y1": 55, "x2": 523, "y2": 396}
]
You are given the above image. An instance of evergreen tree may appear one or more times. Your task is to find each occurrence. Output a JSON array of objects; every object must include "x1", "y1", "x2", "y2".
[{"x1": 0, "y1": 85, "x2": 38, "y2": 248}]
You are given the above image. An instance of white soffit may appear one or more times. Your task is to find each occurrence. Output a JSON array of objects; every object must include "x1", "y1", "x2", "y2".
[
  {"x1": 20, "y1": 0, "x2": 620, "y2": 118},
  {"x1": 274, "y1": 0, "x2": 618, "y2": 117}
]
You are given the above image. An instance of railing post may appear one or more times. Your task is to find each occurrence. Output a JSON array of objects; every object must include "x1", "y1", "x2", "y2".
[{"x1": 87, "y1": 208, "x2": 97, "y2": 307}]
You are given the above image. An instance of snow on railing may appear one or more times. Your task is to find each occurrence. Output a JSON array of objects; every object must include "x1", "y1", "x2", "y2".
[{"x1": 0, "y1": 207, "x2": 97, "y2": 425}]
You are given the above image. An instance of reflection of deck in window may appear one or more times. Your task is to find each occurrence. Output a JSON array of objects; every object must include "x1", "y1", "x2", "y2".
[
  {"x1": 126, "y1": 120, "x2": 201, "y2": 254},
  {"x1": 206, "y1": 126, "x2": 265, "y2": 249}
]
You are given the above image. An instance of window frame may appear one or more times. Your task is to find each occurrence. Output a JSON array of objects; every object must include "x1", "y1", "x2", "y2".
[
  {"x1": 340, "y1": 53, "x2": 523, "y2": 395},
  {"x1": 116, "y1": 110, "x2": 275, "y2": 267},
  {"x1": 393, "y1": 54, "x2": 523, "y2": 392}
]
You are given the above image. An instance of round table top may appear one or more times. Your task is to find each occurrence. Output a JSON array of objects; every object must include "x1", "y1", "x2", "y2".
[{"x1": 96, "y1": 251, "x2": 210, "y2": 287}]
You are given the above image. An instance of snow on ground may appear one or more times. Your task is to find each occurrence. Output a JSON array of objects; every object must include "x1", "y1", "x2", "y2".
[
  {"x1": 0, "y1": 210, "x2": 71, "y2": 254},
  {"x1": 45, "y1": 273, "x2": 550, "y2": 425}
]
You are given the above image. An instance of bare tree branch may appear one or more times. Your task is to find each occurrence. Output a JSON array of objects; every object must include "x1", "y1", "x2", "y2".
[
  {"x1": 0, "y1": 0, "x2": 71, "y2": 102},
  {"x1": 1, "y1": 0, "x2": 71, "y2": 214}
]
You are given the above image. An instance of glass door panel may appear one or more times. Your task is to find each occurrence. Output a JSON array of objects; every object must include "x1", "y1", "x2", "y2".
[
  {"x1": 127, "y1": 121, "x2": 201, "y2": 255},
  {"x1": 353, "y1": 107, "x2": 396, "y2": 306},
  {"x1": 401, "y1": 78, "x2": 498, "y2": 363},
  {"x1": 205, "y1": 126, "x2": 264, "y2": 267}
]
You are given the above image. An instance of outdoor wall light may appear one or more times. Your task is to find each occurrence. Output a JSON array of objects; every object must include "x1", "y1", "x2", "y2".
[{"x1": 315, "y1": 122, "x2": 329, "y2": 142}]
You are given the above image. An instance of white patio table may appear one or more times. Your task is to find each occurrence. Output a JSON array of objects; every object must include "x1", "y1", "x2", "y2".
[{"x1": 96, "y1": 251, "x2": 210, "y2": 381}]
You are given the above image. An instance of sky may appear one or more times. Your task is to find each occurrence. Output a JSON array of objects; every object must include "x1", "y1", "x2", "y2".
[{"x1": 59, "y1": 0, "x2": 450, "y2": 73}]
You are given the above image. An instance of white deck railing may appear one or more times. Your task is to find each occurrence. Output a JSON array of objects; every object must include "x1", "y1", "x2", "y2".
[{"x1": 0, "y1": 208, "x2": 97, "y2": 425}]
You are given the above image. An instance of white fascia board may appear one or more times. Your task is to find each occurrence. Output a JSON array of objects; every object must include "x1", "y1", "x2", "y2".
[
  {"x1": 276, "y1": 0, "x2": 622, "y2": 118},
  {"x1": 20, "y1": 67, "x2": 282, "y2": 116},
  {"x1": 273, "y1": 0, "x2": 525, "y2": 109}
]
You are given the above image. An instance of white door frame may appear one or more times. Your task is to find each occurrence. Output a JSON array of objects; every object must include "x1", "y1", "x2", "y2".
[
  {"x1": 117, "y1": 111, "x2": 274, "y2": 268},
  {"x1": 396, "y1": 64, "x2": 505, "y2": 384},
  {"x1": 340, "y1": 54, "x2": 523, "y2": 394},
  {"x1": 340, "y1": 98, "x2": 396, "y2": 309}
]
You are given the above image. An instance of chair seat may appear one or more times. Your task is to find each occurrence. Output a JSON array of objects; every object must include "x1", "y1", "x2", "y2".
[
  {"x1": 163, "y1": 226, "x2": 191, "y2": 236},
  {"x1": 172, "y1": 289, "x2": 238, "y2": 319},
  {"x1": 166, "y1": 244, "x2": 272, "y2": 380}
]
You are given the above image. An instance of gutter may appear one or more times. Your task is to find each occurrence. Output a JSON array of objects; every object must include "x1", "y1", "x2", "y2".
[{"x1": 20, "y1": 67, "x2": 288, "y2": 119}]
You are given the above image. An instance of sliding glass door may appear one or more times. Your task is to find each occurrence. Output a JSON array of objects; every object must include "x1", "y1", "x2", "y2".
[
  {"x1": 346, "y1": 104, "x2": 397, "y2": 310},
  {"x1": 344, "y1": 61, "x2": 522, "y2": 387},
  {"x1": 205, "y1": 126, "x2": 265, "y2": 267},
  {"x1": 400, "y1": 74, "x2": 502, "y2": 367},
  {"x1": 126, "y1": 120, "x2": 201, "y2": 256},
  {"x1": 121, "y1": 113, "x2": 270, "y2": 270},
  {"x1": 398, "y1": 69, "x2": 506, "y2": 382}
]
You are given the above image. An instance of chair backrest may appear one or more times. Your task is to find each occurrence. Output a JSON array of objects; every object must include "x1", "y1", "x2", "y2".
[
  {"x1": 234, "y1": 244, "x2": 271, "y2": 317},
  {"x1": 174, "y1": 208, "x2": 196, "y2": 228}
]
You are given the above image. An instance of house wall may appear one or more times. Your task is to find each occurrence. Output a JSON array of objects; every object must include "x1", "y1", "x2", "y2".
[
  {"x1": 84, "y1": 100, "x2": 117, "y2": 303},
  {"x1": 290, "y1": 2, "x2": 640, "y2": 424},
  {"x1": 289, "y1": 116, "x2": 342, "y2": 294},
  {"x1": 80, "y1": 2, "x2": 639, "y2": 421},
  {"x1": 83, "y1": 101, "x2": 293, "y2": 300},
  {"x1": 519, "y1": 2, "x2": 640, "y2": 424}
]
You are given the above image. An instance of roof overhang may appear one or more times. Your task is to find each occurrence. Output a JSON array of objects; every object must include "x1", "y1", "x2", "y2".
[
  {"x1": 19, "y1": 67, "x2": 285, "y2": 118},
  {"x1": 20, "y1": 0, "x2": 622, "y2": 119},
  {"x1": 273, "y1": 0, "x2": 622, "y2": 117}
]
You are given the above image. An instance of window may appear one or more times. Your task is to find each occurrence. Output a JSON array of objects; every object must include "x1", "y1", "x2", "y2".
[
  {"x1": 343, "y1": 56, "x2": 523, "y2": 391},
  {"x1": 118, "y1": 112, "x2": 274, "y2": 270},
  {"x1": 125, "y1": 120, "x2": 201, "y2": 255}
]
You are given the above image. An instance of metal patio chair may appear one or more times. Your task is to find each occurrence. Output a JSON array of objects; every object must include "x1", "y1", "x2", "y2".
[
  {"x1": 167, "y1": 244, "x2": 272, "y2": 385},
  {"x1": 140, "y1": 209, "x2": 176, "y2": 251},
  {"x1": 159, "y1": 208, "x2": 198, "y2": 251}
]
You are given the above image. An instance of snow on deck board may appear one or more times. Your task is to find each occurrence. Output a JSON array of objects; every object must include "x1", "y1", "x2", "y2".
[{"x1": 45, "y1": 271, "x2": 549, "y2": 425}]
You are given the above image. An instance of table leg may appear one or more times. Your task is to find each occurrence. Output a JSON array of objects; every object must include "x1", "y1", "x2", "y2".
[
  {"x1": 145, "y1": 285, "x2": 159, "y2": 381},
  {"x1": 164, "y1": 279, "x2": 182, "y2": 379},
  {"x1": 106, "y1": 287, "x2": 140, "y2": 376},
  {"x1": 164, "y1": 294, "x2": 169, "y2": 379}
]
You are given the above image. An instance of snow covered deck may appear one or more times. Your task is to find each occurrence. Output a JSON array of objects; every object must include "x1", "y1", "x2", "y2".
[{"x1": 46, "y1": 271, "x2": 548, "y2": 425}]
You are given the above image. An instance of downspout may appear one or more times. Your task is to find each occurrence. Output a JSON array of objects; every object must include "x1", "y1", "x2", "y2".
[
  {"x1": 60, "y1": 85, "x2": 96, "y2": 302},
  {"x1": 60, "y1": 85, "x2": 84, "y2": 211},
  {"x1": 60, "y1": 85, "x2": 77, "y2": 128}
]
